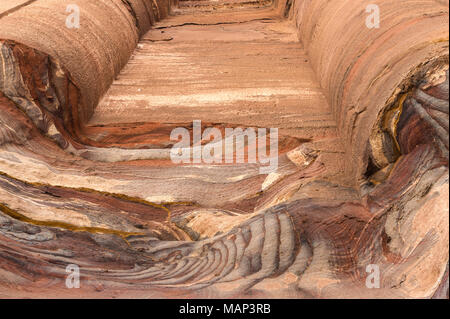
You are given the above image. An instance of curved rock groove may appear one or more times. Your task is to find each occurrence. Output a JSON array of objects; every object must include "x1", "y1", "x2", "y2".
[{"x1": 0, "y1": 0, "x2": 448, "y2": 298}]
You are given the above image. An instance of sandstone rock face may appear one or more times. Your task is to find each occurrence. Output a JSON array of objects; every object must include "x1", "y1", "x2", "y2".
[{"x1": 0, "y1": 0, "x2": 448, "y2": 298}]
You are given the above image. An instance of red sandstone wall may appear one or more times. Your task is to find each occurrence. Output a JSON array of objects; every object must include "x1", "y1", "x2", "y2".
[
  {"x1": 0, "y1": 0, "x2": 172, "y2": 123},
  {"x1": 292, "y1": 0, "x2": 449, "y2": 186}
]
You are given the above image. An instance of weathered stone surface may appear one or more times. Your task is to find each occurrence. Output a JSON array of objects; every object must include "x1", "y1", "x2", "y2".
[{"x1": 0, "y1": 0, "x2": 448, "y2": 299}]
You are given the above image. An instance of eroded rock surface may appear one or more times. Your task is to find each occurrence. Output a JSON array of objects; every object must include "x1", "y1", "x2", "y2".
[{"x1": 0, "y1": 0, "x2": 448, "y2": 298}]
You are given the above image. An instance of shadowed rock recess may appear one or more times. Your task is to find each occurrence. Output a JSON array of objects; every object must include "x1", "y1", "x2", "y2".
[{"x1": 0, "y1": 0, "x2": 448, "y2": 299}]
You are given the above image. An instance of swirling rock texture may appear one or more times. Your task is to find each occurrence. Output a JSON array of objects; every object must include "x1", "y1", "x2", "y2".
[{"x1": 0, "y1": 0, "x2": 448, "y2": 299}]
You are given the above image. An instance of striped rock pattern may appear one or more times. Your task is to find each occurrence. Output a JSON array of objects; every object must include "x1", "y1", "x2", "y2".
[{"x1": 0, "y1": 0, "x2": 448, "y2": 298}]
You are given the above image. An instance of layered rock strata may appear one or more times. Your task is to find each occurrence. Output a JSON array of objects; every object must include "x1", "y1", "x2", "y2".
[{"x1": 0, "y1": 0, "x2": 448, "y2": 298}]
